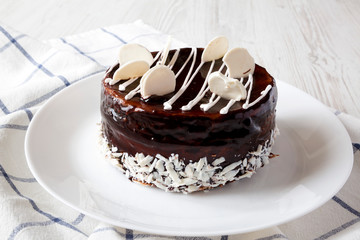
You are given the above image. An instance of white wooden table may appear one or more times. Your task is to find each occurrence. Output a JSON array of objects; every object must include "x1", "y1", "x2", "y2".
[{"x1": 1, "y1": 0, "x2": 359, "y2": 117}]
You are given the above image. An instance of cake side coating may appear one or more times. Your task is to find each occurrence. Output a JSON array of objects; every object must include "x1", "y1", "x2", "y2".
[
  {"x1": 100, "y1": 46, "x2": 278, "y2": 193},
  {"x1": 101, "y1": 48, "x2": 277, "y2": 165}
]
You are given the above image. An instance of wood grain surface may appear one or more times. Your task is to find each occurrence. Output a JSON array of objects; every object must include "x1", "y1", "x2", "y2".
[{"x1": 1, "y1": 0, "x2": 359, "y2": 117}]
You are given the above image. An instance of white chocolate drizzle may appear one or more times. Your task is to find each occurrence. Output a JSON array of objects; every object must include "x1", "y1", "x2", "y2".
[
  {"x1": 197, "y1": 62, "x2": 226, "y2": 111},
  {"x1": 175, "y1": 47, "x2": 195, "y2": 78},
  {"x1": 164, "y1": 47, "x2": 199, "y2": 110},
  {"x1": 218, "y1": 62, "x2": 226, "y2": 72},
  {"x1": 153, "y1": 50, "x2": 163, "y2": 65},
  {"x1": 220, "y1": 99, "x2": 236, "y2": 114},
  {"x1": 244, "y1": 75, "x2": 251, "y2": 88},
  {"x1": 125, "y1": 84, "x2": 140, "y2": 100},
  {"x1": 119, "y1": 77, "x2": 137, "y2": 91},
  {"x1": 181, "y1": 60, "x2": 215, "y2": 111},
  {"x1": 109, "y1": 37, "x2": 273, "y2": 114},
  {"x1": 105, "y1": 62, "x2": 118, "y2": 76},
  {"x1": 168, "y1": 48, "x2": 180, "y2": 70},
  {"x1": 243, "y1": 73, "x2": 254, "y2": 108},
  {"x1": 243, "y1": 84, "x2": 272, "y2": 109},
  {"x1": 200, "y1": 94, "x2": 221, "y2": 111},
  {"x1": 160, "y1": 36, "x2": 172, "y2": 65}
]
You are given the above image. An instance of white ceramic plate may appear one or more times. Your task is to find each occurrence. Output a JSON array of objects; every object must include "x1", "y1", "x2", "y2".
[{"x1": 25, "y1": 73, "x2": 353, "y2": 236}]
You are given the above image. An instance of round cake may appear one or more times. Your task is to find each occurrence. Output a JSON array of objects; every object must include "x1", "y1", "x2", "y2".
[{"x1": 99, "y1": 37, "x2": 278, "y2": 193}]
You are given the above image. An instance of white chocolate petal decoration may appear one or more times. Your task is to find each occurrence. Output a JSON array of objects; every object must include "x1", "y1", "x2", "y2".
[
  {"x1": 118, "y1": 43, "x2": 154, "y2": 65},
  {"x1": 201, "y1": 36, "x2": 229, "y2": 62},
  {"x1": 223, "y1": 47, "x2": 255, "y2": 78},
  {"x1": 208, "y1": 72, "x2": 247, "y2": 101},
  {"x1": 140, "y1": 65, "x2": 176, "y2": 99},
  {"x1": 110, "y1": 60, "x2": 149, "y2": 85},
  {"x1": 160, "y1": 36, "x2": 172, "y2": 65}
]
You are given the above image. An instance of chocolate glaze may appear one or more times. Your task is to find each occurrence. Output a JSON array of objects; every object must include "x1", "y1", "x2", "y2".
[{"x1": 101, "y1": 48, "x2": 277, "y2": 166}]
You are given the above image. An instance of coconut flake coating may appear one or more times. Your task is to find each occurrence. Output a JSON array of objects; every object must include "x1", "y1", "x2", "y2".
[{"x1": 99, "y1": 126, "x2": 278, "y2": 193}]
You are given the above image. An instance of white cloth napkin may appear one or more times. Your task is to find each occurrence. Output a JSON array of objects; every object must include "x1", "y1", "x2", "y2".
[{"x1": 0, "y1": 20, "x2": 359, "y2": 240}]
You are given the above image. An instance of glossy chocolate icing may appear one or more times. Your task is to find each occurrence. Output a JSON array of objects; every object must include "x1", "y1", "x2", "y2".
[{"x1": 101, "y1": 48, "x2": 277, "y2": 166}]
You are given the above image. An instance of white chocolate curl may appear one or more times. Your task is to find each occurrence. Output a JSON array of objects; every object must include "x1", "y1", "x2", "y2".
[
  {"x1": 110, "y1": 60, "x2": 150, "y2": 85},
  {"x1": 140, "y1": 65, "x2": 176, "y2": 99},
  {"x1": 208, "y1": 72, "x2": 247, "y2": 101},
  {"x1": 223, "y1": 48, "x2": 255, "y2": 78},
  {"x1": 201, "y1": 36, "x2": 229, "y2": 62},
  {"x1": 118, "y1": 43, "x2": 154, "y2": 65}
]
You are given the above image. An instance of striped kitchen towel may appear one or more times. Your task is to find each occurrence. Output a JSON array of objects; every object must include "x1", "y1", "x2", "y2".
[{"x1": 0, "y1": 20, "x2": 359, "y2": 240}]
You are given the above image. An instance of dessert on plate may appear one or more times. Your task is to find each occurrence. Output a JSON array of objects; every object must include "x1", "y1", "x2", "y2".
[{"x1": 99, "y1": 36, "x2": 278, "y2": 193}]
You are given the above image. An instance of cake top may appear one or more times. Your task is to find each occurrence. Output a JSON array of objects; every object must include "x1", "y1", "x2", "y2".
[{"x1": 103, "y1": 36, "x2": 274, "y2": 116}]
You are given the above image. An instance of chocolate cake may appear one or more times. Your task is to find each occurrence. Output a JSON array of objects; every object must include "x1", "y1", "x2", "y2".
[{"x1": 99, "y1": 37, "x2": 278, "y2": 193}]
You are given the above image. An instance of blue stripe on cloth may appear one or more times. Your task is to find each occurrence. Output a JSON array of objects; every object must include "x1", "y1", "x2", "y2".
[
  {"x1": 8, "y1": 220, "x2": 54, "y2": 240},
  {"x1": 93, "y1": 227, "x2": 125, "y2": 236},
  {"x1": 0, "y1": 163, "x2": 88, "y2": 237},
  {"x1": 59, "y1": 38, "x2": 105, "y2": 67},
  {"x1": 24, "y1": 109, "x2": 33, "y2": 121},
  {"x1": 93, "y1": 227, "x2": 214, "y2": 239},
  {"x1": 18, "y1": 51, "x2": 58, "y2": 87},
  {"x1": 0, "y1": 172, "x2": 36, "y2": 183},
  {"x1": 255, "y1": 234, "x2": 288, "y2": 240},
  {"x1": 314, "y1": 217, "x2": 360, "y2": 240},
  {"x1": 126, "y1": 229, "x2": 133, "y2": 240},
  {"x1": 100, "y1": 28, "x2": 127, "y2": 44},
  {"x1": 334, "y1": 110, "x2": 341, "y2": 116},
  {"x1": 332, "y1": 196, "x2": 360, "y2": 217},
  {"x1": 0, "y1": 98, "x2": 10, "y2": 114},
  {"x1": 71, "y1": 213, "x2": 85, "y2": 225},
  {"x1": 353, "y1": 143, "x2": 360, "y2": 153},
  {"x1": 16, "y1": 84, "x2": 67, "y2": 111},
  {"x1": 0, "y1": 34, "x2": 26, "y2": 53},
  {"x1": 0, "y1": 26, "x2": 70, "y2": 86},
  {"x1": 0, "y1": 85, "x2": 65, "y2": 117},
  {"x1": 0, "y1": 124, "x2": 28, "y2": 130},
  {"x1": 174, "y1": 236, "x2": 212, "y2": 240}
]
